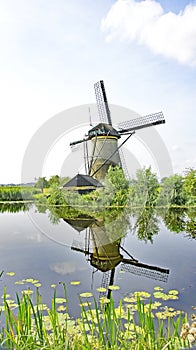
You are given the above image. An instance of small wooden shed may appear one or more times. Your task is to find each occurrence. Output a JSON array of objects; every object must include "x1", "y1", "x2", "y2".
[{"x1": 63, "y1": 174, "x2": 103, "y2": 194}]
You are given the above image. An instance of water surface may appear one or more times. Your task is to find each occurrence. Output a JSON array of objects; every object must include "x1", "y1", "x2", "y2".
[{"x1": 0, "y1": 203, "x2": 195, "y2": 319}]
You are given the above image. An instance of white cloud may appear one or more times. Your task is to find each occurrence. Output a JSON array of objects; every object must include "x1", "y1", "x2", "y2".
[{"x1": 102, "y1": 0, "x2": 196, "y2": 66}]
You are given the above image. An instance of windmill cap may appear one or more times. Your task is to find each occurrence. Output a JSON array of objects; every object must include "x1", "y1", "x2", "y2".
[{"x1": 88, "y1": 123, "x2": 120, "y2": 139}]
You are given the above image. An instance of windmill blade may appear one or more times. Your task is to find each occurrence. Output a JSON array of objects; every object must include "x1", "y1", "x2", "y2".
[
  {"x1": 94, "y1": 80, "x2": 112, "y2": 125},
  {"x1": 70, "y1": 138, "x2": 89, "y2": 147},
  {"x1": 100, "y1": 270, "x2": 112, "y2": 298},
  {"x1": 121, "y1": 259, "x2": 169, "y2": 282},
  {"x1": 118, "y1": 111, "x2": 165, "y2": 133},
  {"x1": 119, "y1": 148, "x2": 130, "y2": 180},
  {"x1": 99, "y1": 268, "x2": 116, "y2": 301}
]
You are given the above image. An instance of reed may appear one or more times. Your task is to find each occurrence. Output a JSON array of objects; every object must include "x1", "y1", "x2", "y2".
[{"x1": 0, "y1": 287, "x2": 191, "y2": 350}]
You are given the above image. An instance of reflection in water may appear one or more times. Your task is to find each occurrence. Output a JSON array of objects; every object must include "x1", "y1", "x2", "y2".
[
  {"x1": 158, "y1": 207, "x2": 196, "y2": 239},
  {"x1": 61, "y1": 210, "x2": 170, "y2": 300},
  {"x1": 43, "y1": 203, "x2": 195, "y2": 301},
  {"x1": 1, "y1": 202, "x2": 194, "y2": 298},
  {"x1": 41, "y1": 203, "x2": 196, "y2": 241},
  {"x1": 132, "y1": 207, "x2": 159, "y2": 243},
  {"x1": 0, "y1": 202, "x2": 32, "y2": 213}
]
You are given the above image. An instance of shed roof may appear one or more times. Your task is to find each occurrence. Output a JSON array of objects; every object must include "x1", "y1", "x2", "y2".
[
  {"x1": 63, "y1": 217, "x2": 95, "y2": 232},
  {"x1": 63, "y1": 174, "x2": 103, "y2": 189}
]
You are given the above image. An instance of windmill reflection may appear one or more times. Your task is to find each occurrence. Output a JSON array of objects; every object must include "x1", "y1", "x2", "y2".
[{"x1": 64, "y1": 215, "x2": 169, "y2": 300}]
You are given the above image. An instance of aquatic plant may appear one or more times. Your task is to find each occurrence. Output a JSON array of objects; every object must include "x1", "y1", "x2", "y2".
[{"x1": 0, "y1": 280, "x2": 192, "y2": 350}]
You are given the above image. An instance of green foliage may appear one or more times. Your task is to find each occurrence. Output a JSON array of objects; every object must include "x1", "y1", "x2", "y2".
[
  {"x1": 48, "y1": 175, "x2": 60, "y2": 187},
  {"x1": 157, "y1": 207, "x2": 196, "y2": 238},
  {"x1": 185, "y1": 206, "x2": 196, "y2": 237},
  {"x1": 47, "y1": 167, "x2": 130, "y2": 211},
  {"x1": 34, "y1": 177, "x2": 49, "y2": 192},
  {"x1": 158, "y1": 174, "x2": 187, "y2": 207},
  {"x1": 183, "y1": 168, "x2": 196, "y2": 205},
  {"x1": 130, "y1": 167, "x2": 160, "y2": 208},
  {"x1": 133, "y1": 207, "x2": 159, "y2": 243},
  {"x1": 162, "y1": 208, "x2": 186, "y2": 233},
  {"x1": 47, "y1": 184, "x2": 66, "y2": 206},
  {"x1": 0, "y1": 286, "x2": 191, "y2": 350},
  {"x1": 0, "y1": 202, "x2": 31, "y2": 213},
  {"x1": 102, "y1": 166, "x2": 130, "y2": 207},
  {"x1": 0, "y1": 186, "x2": 40, "y2": 201}
]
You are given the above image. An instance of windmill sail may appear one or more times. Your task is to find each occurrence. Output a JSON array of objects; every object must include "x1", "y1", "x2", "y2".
[
  {"x1": 121, "y1": 259, "x2": 169, "y2": 282},
  {"x1": 118, "y1": 111, "x2": 165, "y2": 133},
  {"x1": 94, "y1": 80, "x2": 112, "y2": 125}
]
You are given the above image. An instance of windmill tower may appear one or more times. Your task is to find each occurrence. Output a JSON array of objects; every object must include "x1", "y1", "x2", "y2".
[{"x1": 70, "y1": 80, "x2": 165, "y2": 183}]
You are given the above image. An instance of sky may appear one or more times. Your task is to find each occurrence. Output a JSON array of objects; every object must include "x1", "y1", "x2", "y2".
[{"x1": 0, "y1": 0, "x2": 196, "y2": 184}]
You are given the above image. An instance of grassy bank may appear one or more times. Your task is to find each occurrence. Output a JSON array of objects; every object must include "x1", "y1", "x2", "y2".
[
  {"x1": 0, "y1": 280, "x2": 193, "y2": 349},
  {"x1": 0, "y1": 186, "x2": 41, "y2": 201}
]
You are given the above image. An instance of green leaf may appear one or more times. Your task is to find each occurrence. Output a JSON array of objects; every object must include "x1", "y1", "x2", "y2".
[
  {"x1": 96, "y1": 287, "x2": 107, "y2": 292},
  {"x1": 6, "y1": 272, "x2": 15, "y2": 276},
  {"x1": 168, "y1": 290, "x2": 179, "y2": 295},
  {"x1": 80, "y1": 292, "x2": 93, "y2": 298},
  {"x1": 55, "y1": 297, "x2": 67, "y2": 304},
  {"x1": 108, "y1": 285, "x2": 120, "y2": 290},
  {"x1": 34, "y1": 283, "x2": 42, "y2": 287},
  {"x1": 154, "y1": 286, "x2": 163, "y2": 291}
]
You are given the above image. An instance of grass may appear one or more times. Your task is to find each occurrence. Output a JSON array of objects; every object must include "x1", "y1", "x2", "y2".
[
  {"x1": 0, "y1": 186, "x2": 41, "y2": 201},
  {"x1": 0, "y1": 280, "x2": 192, "y2": 350}
]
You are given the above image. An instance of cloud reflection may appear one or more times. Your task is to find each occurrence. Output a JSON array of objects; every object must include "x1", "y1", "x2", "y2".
[{"x1": 50, "y1": 261, "x2": 87, "y2": 275}]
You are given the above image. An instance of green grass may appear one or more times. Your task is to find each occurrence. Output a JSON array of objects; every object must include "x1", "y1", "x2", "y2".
[
  {"x1": 0, "y1": 281, "x2": 191, "y2": 350},
  {"x1": 0, "y1": 186, "x2": 41, "y2": 201}
]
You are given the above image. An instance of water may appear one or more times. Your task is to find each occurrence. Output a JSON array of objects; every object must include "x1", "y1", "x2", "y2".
[{"x1": 0, "y1": 203, "x2": 195, "y2": 319}]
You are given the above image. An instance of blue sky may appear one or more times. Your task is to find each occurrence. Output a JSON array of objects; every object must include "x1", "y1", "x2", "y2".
[{"x1": 0, "y1": 0, "x2": 196, "y2": 183}]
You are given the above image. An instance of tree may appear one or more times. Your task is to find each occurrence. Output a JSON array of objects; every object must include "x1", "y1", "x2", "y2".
[
  {"x1": 183, "y1": 168, "x2": 196, "y2": 205},
  {"x1": 48, "y1": 175, "x2": 60, "y2": 187},
  {"x1": 47, "y1": 184, "x2": 66, "y2": 205},
  {"x1": 131, "y1": 167, "x2": 160, "y2": 208},
  {"x1": 158, "y1": 174, "x2": 187, "y2": 206},
  {"x1": 103, "y1": 166, "x2": 130, "y2": 206},
  {"x1": 34, "y1": 177, "x2": 49, "y2": 193}
]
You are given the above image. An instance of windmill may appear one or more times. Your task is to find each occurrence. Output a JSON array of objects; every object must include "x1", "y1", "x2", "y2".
[{"x1": 70, "y1": 80, "x2": 165, "y2": 183}]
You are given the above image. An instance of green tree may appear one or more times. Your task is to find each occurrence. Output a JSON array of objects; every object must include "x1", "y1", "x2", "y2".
[
  {"x1": 130, "y1": 167, "x2": 160, "y2": 208},
  {"x1": 47, "y1": 184, "x2": 66, "y2": 205},
  {"x1": 103, "y1": 166, "x2": 130, "y2": 206},
  {"x1": 183, "y1": 168, "x2": 196, "y2": 205},
  {"x1": 48, "y1": 175, "x2": 60, "y2": 187},
  {"x1": 158, "y1": 174, "x2": 187, "y2": 206},
  {"x1": 34, "y1": 177, "x2": 49, "y2": 193}
]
